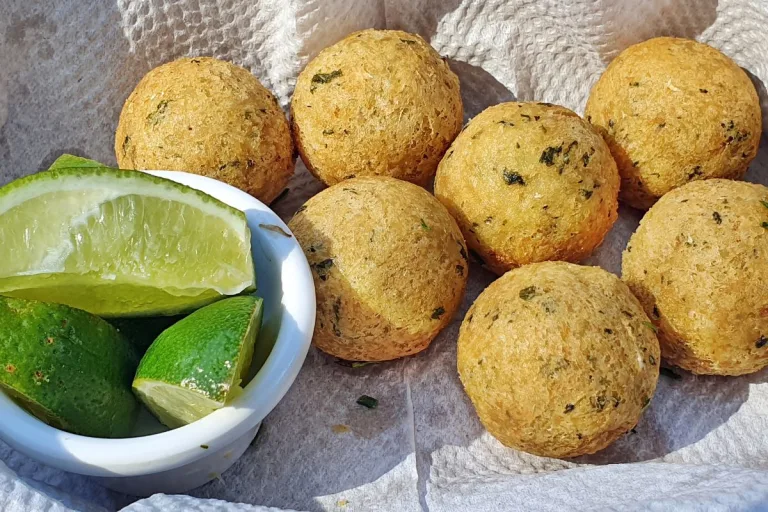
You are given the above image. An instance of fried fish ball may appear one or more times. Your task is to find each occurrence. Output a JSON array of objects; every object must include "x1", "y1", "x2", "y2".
[
  {"x1": 115, "y1": 57, "x2": 294, "y2": 204},
  {"x1": 585, "y1": 37, "x2": 761, "y2": 209},
  {"x1": 622, "y1": 179, "x2": 768, "y2": 375},
  {"x1": 290, "y1": 29, "x2": 462, "y2": 187},
  {"x1": 458, "y1": 262, "x2": 659, "y2": 458},
  {"x1": 434, "y1": 102, "x2": 619, "y2": 275},
  {"x1": 288, "y1": 176, "x2": 468, "y2": 361}
]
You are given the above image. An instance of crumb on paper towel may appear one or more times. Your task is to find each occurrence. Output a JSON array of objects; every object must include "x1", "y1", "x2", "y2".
[{"x1": 331, "y1": 424, "x2": 351, "y2": 434}]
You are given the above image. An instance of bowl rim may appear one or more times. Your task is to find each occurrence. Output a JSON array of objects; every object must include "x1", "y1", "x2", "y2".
[{"x1": 0, "y1": 171, "x2": 315, "y2": 477}]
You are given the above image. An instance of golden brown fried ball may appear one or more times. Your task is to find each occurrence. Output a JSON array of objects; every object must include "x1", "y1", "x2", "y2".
[
  {"x1": 458, "y1": 261, "x2": 659, "y2": 458},
  {"x1": 115, "y1": 57, "x2": 294, "y2": 204},
  {"x1": 290, "y1": 29, "x2": 462, "y2": 187},
  {"x1": 585, "y1": 37, "x2": 761, "y2": 209},
  {"x1": 288, "y1": 176, "x2": 468, "y2": 361},
  {"x1": 622, "y1": 179, "x2": 768, "y2": 375},
  {"x1": 434, "y1": 102, "x2": 619, "y2": 275}
]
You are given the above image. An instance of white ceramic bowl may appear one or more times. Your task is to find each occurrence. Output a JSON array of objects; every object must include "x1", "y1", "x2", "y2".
[{"x1": 0, "y1": 171, "x2": 315, "y2": 496}]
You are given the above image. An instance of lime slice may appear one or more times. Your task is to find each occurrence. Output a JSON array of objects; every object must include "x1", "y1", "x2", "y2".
[
  {"x1": 0, "y1": 296, "x2": 140, "y2": 438},
  {"x1": 0, "y1": 166, "x2": 256, "y2": 317},
  {"x1": 133, "y1": 295, "x2": 264, "y2": 428}
]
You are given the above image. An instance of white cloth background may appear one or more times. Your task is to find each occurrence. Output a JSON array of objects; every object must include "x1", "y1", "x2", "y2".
[{"x1": 1, "y1": 1, "x2": 768, "y2": 510}]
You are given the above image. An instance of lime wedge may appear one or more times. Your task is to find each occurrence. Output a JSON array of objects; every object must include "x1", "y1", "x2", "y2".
[
  {"x1": 0, "y1": 296, "x2": 140, "y2": 438},
  {"x1": 0, "y1": 167, "x2": 256, "y2": 317},
  {"x1": 48, "y1": 153, "x2": 104, "y2": 170},
  {"x1": 133, "y1": 295, "x2": 263, "y2": 428}
]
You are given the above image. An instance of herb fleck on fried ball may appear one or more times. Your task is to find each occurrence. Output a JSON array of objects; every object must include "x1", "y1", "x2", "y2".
[
  {"x1": 289, "y1": 177, "x2": 468, "y2": 361},
  {"x1": 458, "y1": 262, "x2": 659, "y2": 458},
  {"x1": 623, "y1": 179, "x2": 768, "y2": 376},
  {"x1": 291, "y1": 29, "x2": 463, "y2": 187},
  {"x1": 434, "y1": 102, "x2": 619, "y2": 275},
  {"x1": 115, "y1": 57, "x2": 294, "y2": 204},
  {"x1": 585, "y1": 37, "x2": 761, "y2": 209}
]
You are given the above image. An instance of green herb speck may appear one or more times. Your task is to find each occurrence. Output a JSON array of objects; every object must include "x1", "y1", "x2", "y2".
[
  {"x1": 591, "y1": 395, "x2": 607, "y2": 411},
  {"x1": 400, "y1": 39, "x2": 417, "y2": 44},
  {"x1": 122, "y1": 135, "x2": 131, "y2": 156},
  {"x1": 332, "y1": 298, "x2": 342, "y2": 336},
  {"x1": 310, "y1": 70, "x2": 342, "y2": 92},
  {"x1": 629, "y1": 81, "x2": 640, "y2": 87},
  {"x1": 200, "y1": 444, "x2": 209, "y2": 449},
  {"x1": 712, "y1": 212, "x2": 722, "y2": 224},
  {"x1": 356, "y1": 395, "x2": 378, "y2": 409},
  {"x1": 642, "y1": 321, "x2": 659, "y2": 333},
  {"x1": 688, "y1": 166, "x2": 703, "y2": 180},
  {"x1": 502, "y1": 169, "x2": 525, "y2": 185},
  {"x1": 519, "y1": 286, "x2": 537, "y2": 301},
  {"x1": 420, "y1": 218, "x2": 431, "y2": 231},
  {"x1": 335, "y1": 360, "x2": 375, "y2": 368},
  {"x1": 760, "y1": 200, "x2": 768, "y2": 209},
  {"x1": 539, "y1": 145, "x2": 563, "y2": 166},
  {"x1": 580, "y1": 189, "x2": 593, "y2": 199},
  {"x1": 147, "y1": 100, "x2": 171, "y2": 125},
  {"x1": 564, "y1": 404, "x2": 575, "y2": 413},
  {"x1": 457, "y1": 241, "x2": 468, "y2": 261},
  {"x1": 312, "y1": 258, "x2": 334, "y2": 281},
  {"x1": 322, "y1": 129, "x2": 335, "y2": 135},
  {"x1": 757, "y1": 336, "x2": 767, "y2": 349},
  {"x1": 431, "y1": 307, "x2": 446, "y2": 320}
]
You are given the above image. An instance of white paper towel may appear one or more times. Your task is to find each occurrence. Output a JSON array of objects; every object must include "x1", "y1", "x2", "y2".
[{"x1": 1, "y1": 1, "x2": 768, "y2": 511}]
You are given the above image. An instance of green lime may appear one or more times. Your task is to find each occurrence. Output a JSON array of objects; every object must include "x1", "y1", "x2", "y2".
[
  {"x1": 133, "y1": 295, "x2": 264, "y2": 428},
  {"x1": 0, "y1": 165, "x2": 256, "y2": 317},
  {"x1": 48, "y1": 153, "x2": 104, "y2": 170},
  {"x1": 0, "y1": 296, "x2": 140, "y2": 438}
]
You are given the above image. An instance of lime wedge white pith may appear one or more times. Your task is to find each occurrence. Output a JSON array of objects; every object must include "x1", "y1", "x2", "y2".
[{"x1": 0, "y1": 167, "x2": 255, "y2": 316}]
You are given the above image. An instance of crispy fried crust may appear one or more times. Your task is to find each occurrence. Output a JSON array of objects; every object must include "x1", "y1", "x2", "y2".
[
  {"x1": 623, "y1": 179, "x2": 768, "y2": 375},
  {"x1": 288, "y1": 177, "x2": 469, "y2": 361},
  {"x1": 435, "y1": 102, "x2": 619, "y2": 274},
  {"x1": 115, "y1": 57, "x2": 294, "y2": 204},
  {"x1": 586, "y1": 37, "x2": 761, "y2": 209},
  {"x1": 458, "y1": 261, "x2": 659, "y2": 458}
]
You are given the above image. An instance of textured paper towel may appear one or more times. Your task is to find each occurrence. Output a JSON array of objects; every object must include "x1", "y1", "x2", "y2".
[{"x1": 1, "y1": 0, "x2": 768, "y2": 511}]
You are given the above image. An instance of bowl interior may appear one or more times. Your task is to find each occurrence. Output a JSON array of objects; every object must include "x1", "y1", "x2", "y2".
[{"x1": 0, "y1": 171, "x2": 315, "y2": 476}]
